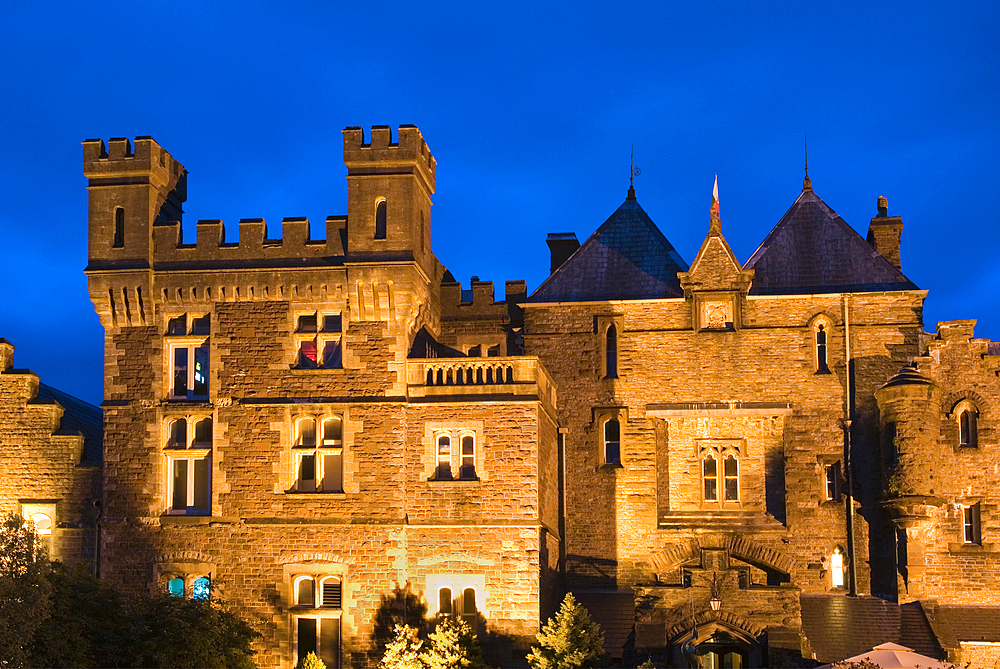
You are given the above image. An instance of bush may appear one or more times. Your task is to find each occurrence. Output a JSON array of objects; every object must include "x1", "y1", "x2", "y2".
[{"x1": 296, "y1": 651, "x2": 327, "y2": 669}]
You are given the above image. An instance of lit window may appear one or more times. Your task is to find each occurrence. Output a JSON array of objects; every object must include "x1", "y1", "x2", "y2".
[
  {"x1": 816, "y1": 323, "x2": 829, "y2": 373},
  {"x1": 603, "y1": 419, "x2": 621, "y2": 465},
  {"x1": 294, "y1": 416, "x2": 344, "y2": 493},
  {"x1": 965, "y1": 503, "x2": 982, "y2": 544},
  {"x1": 723, "y1": 454, "x2": 739, "y2": 502},
  {"x1": 703, "y1": 455, "x2": 718, "y2": 502},
  {"x1": 459, "y1": 435, "x2": 476, "y2": 479},
  {"x1": 170, "y1": 343, "x2": 209, "y2": 399},
  {"x1": 831, "y1": 547, "x2": 844, "y2": 587},
  {"x1": 113, "y1": 207, "x2": 124, "y2": 248},
  {"x1": 192, "y1": 577, "x2": 210, "y2": 601},
  {"x1": 436, "y1": 435, "x2": 452, "y2": 480},
  {"x1": 296, "y1": 313, "x2": 343, "y2": 369},
  {"x1": 168, "y1": 577, "x2": 185, "y2": 597},
  {"x1": 375, "y1": 200, "x2": 387, "y2": 239},
  {"x1": 29, "y1": 512, "x2": 52, "y2": 536},
  {"x1": 605, "y1": 325, "x2": 618, "y2": 379},
  {"x1": 168, "y1": 452, "x2": 211, "y2": 515},
  {"x1": 960, "y1": 407, "x2": 979, "y2": 448},
  {"x1": 825, "y1": 462, "x2": 841, "y2": 501}
]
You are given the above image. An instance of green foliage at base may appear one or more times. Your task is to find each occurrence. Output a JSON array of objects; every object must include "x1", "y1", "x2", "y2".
[
  {"x1": 296, "y1": 651, "x2": 327, "y2": 669},
  {"x1": 378, "y1": 619, "x2": 489, "y2": 669},
  {"x1": 527, "y1": 593, "x2": 607, "y2": 669}
]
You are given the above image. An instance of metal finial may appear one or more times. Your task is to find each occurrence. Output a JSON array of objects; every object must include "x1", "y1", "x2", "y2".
[
  {"x1": 628, "y1": 146, "x2": 640, "y2": 199},
  {"x1": 803, "y1": 135, "x2": 813, "y2": 192}
]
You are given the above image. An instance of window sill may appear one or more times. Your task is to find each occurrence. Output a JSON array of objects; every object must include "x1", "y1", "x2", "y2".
[
  {"x1": 948, "y1": 542, "x2": 995, "y2": 553},
  {"x1": 427, "y1": 477, "x2": 481, "y2": 484},
  {"x1": 285, "y1": 491, "x2": 347, "y2": 497},
  {"x1": 166, "y1": 397, "x2": 211, "y2": 404},
  {"x1": 598, "y1": 463, "x2": 623, "y2": 471},
  {"x1": 288, "y1": 366, "x2": 346, "y2": 373},
  {"x1": 814, "y1": 370, "x2": 833, "y2": 375},
  {"x1": 161, "y1": 515, "x2": 213, "y2": 525}
]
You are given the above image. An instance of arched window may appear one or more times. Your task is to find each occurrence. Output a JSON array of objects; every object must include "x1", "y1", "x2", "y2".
[
  {"x1": 29, "y1": 512, "x2": 52, "y2": 536},
  {"x1": 459, "y1": 434, "x2": 476, "y2": 479},
  {"x1": 192, "y1": 577, "x2": 210, "y2": 600},
  {"x1": 816, "y1": 323, "x2": 829, "y2": 373},
  {"x1": 296, "y1": 576, "x2": 316, "y2": 607},
  {"x1": 438, "y1": 587, "x2": 453, "y2": 616},
  {"x1": 830, "y1": 547, "x2": 845, "y2": 587},
  {"x1": 960, "y1": 407, "x2": 978, "y2": 448},
  {"x1": 297, "y1": 418, "x2": 317, "y2": 447},
  {"x1": 605, "y1": 325, "x2": 618, "y2": 379},
  {"x1": 167, "y1": 419, "x2": 187, "y2": 449},
  {"x1": 436, "y1": 435, "x2": 452, "y2": 480},
  {"x1": 113, "y1": 207, "x2": 124, "y2": 248},
  {"x1": 193, "y1": 418, "x2": 212, "y2": 446},
  {"x1": 603, "y1": 419, "x2": 621, "y2": 465},
  {"x1": 462, "y1": 587, "x2": 477, "y2": 629},
  {"x1": 322, "y1": 417, "x2": 343, "y2": 446},
  {"x1": 321, "y1": 577, "x2": 342, "y2": 609},
  {"x1": 703, "y1": 455, "x2": 718, "y2": 502},
  {"x1": 375, "y1": 200, "x2": 387, "y2": 239},
  {"x1": 723, "y1": 454, "x2": 739, "y2": 502},
  {"x1": 168, "y1": 577, "x2": 185, "y2": 597}
]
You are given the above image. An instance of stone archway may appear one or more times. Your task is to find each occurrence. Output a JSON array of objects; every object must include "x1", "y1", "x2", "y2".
[{"x1": 668, "y1": 613, "x2": 766, "y2": 669}]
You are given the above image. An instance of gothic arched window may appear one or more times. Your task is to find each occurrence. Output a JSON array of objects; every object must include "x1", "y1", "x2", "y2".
[{"x1": 375, "y1": 200, "x2": 387, "y2": 239}]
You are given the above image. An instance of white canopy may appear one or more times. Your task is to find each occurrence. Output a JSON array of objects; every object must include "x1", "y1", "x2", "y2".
[{"x1": 820, "y1": 642, "x2": 954, "y2": 669}]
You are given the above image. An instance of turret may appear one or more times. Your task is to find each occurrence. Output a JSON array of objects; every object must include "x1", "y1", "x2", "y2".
[
  {"x1": 82, "y1": 136, "x2": 187, "y2": 269},
  {"x1": 342, "y1": 125, "x2": 435, "y2": 269}
]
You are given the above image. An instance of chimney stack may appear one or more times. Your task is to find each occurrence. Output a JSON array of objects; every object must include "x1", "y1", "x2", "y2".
[
  {"x1": 546, "y1": 233, "x2": 580, "y2": 274},
  {"x1": 867, "y1": 196, "x2": 904, "y2": 272}
]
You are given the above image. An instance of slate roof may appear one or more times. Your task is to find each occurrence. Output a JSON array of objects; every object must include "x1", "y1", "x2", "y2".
[
  {"x1": 744, "y1": 189, "x2": 918, "y2": 295},
  {"x1": 573, "y1": 591, "x2": 636, "y2": 660},
  {"x1": 528, "y1": 192, "x2": 689, "y2": 303},
  {"x1": 35, "y1": 383, "x2": 103, "y2": 463},
  {"x1": 932, "y1": 605, "x2": 1000, "y2": 645},
  {"x1": 800, "y1": 595, "x2": 943, "y2": 663}
]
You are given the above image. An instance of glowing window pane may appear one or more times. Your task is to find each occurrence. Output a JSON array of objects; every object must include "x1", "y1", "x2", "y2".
[
  {"x1": 192, "y1": 577, "x2": 210, "y2": 600},
  {"x1": 168, "y1": 577, "x2": 185, "y2": 597}
]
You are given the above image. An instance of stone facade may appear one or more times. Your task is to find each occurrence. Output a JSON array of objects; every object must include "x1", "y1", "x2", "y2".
[{"x1": 56, "y1": 125, "x2": 1000, "y2": 667}]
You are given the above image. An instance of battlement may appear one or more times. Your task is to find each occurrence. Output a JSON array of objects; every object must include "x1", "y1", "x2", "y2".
[
  {"x1": 149, "y1": 215, "x2": 348, "y2": 263},
  {"x1": 82, "y1": 136, "x2": 186, "y2": 196},
  {"x1": 441, "y1": 277, "x2": 527, "y2": 317},
  {"x1": 342, "y1": 125, "x2": 436, "y2": 192}
]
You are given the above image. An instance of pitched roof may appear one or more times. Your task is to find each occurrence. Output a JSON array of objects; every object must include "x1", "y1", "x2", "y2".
[
  {"x1": 800, "y1": 595, "x2": 943, "y2": 663},
  {"x1": 744, "y1": 189, "x2": 917, "y2": 295},
  {"x1": 36, "y1": 383, "x2": 103, "y2": 463},
  {"x1": 528, "y1": 192, "x2": 688, "y2": 303}
]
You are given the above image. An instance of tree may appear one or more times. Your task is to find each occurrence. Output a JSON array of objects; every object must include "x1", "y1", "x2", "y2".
[
  {"x1": 379, "y1": 624, "x2": 424, "y2": 669},
  {"x1": 423, "y1": 618, "x2": 487, "y2": 669},
  {"x1": 527, "y1": 594, "x2": 607, "y2": 669},
  {"x1": 0, "y1": 513, "x2": 51, "y2": 668},
  {"x1": 296, "y1": 651, "x2": 327, "y2": 669},
  {"x1": 374, "y1": 582, "x2": 430, "y2": 649}
]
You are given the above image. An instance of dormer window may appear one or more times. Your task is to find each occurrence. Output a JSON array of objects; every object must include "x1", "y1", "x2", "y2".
[{"x1": 375, "y1": 200, "x2": 387, "y2": 239}]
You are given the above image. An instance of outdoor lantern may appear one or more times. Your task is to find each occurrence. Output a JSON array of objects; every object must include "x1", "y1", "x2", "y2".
[{"x1": 710, "y1": 595, "x2": 722, "y2": 611}]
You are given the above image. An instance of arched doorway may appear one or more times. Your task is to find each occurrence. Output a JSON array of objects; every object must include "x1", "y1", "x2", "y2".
[{"x1": 671, "y1": 618, "x2": 764, "y2": 669}]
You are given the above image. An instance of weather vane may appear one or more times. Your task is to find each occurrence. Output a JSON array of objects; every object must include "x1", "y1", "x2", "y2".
[{"x1": 630, "y1": 146, "x2": 641, "y2": 188}]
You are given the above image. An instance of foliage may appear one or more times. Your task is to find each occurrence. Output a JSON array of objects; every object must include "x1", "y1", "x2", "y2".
[
  {"x1": 423, "y1": 618, "x2": 487, "y2": 669},
  {"x1": 637, "y1": 661, "x2": 655, "y2": 669},
  {"x1": 379, "y1": 624, "x2": 424, "y2": 669},
  {"x1": 296, "y1": 651, "x2": 327, "y2": 669},
  {"x1": 0, "y1": 514, "x2": 51, "y2": 668},
  {"x1": 527, "y1": 593, "x2": 607, "y2": 669},
  {"x1": 373, "y1": 582, "x2": 430, "y2": 648}
]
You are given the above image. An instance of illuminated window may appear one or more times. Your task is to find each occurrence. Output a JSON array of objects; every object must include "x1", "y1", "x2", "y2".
[
  {"x1": 296, "y1": 313, "x2": 343, "y2": 369},
  {"x1": 113, "y1": 207, "x2": 124, "y2": 248},
  {"x1": 816, "y1": 323, "x2": 829, "y2": 373},
  {"x1": 375, "y1": 199, "x2": 387, "y2": 239},
  {"x1": 831, "y1": 547, "x2": 845, "y2": 587},
  {"x1": 703, "y1": 455, "x2": 718, "y2": 502},
  {"x1": 964, "y1": 503, "x2": 982, "y2": 544},
  {"x1": 459, "y1": 435, "x2": 476, "y2": 479},
  {"x1": 605, "y1": 325, "x2": 618, "y2": 379},
  {"x1": 192, "y1": 577, "x2": 210, "y2": 601},
  {"x1": 436, "y1": 435, "x2": 452, "y2": 480},
  {"x1": 165, "y1": 415, "x2": 212, "y2": 515},
  {"x1": 603, "y1": 419, "x2": 621, "y2": 465},
  {"x1": 29, "y1": 512, "x2": 52, "y2": 536},
  {"x1": 168, "y1": 577, "x2": 185, "y2": 597},
  {"x1": 294, "y1": 416, "x2": 344, "y2": 493},
  {"x1": 169, "y1": 342, "x2": 209, "y2": 399},
  {"x1": 960, "y1": 407, "x2": 979, "y2": 448}
]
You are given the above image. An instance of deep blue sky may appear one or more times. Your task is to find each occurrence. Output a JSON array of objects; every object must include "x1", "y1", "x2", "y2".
[{"x1": 2, "y1": 2, "x2": 998, "y2": 406}]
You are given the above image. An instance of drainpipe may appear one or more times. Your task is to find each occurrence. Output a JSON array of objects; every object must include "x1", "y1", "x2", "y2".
[{"x1": 843, "y1": 294, "x2": 858, "y2": 596}]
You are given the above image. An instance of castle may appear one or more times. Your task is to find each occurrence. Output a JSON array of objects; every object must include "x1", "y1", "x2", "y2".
[{"x1": 3, "y1": 124, "x2": 1000, "y2": 668}]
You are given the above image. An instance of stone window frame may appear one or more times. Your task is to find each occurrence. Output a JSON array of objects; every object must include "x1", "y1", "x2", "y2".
[
  {"x1": 963, "y1": 501, "x2": 983, "y2": 545},
  {"x1": 430, "y1": 429, "x2": 479, "y2": 481},
  {"x1": 698, "y1": 440, "x2": 742, "y2": 508},
  {"x1": 808, "y1": 313, "x2": 835, "y2": 375},
  {"x1": 422, "y1": 422, "x2": 486, "y2": 483},
  {"x1": 162, "y1": 411, "x2": 213, "y2": 516},
  {"x1": 817, "y1": 455, "x2": 842, "y2": 504},
  {"x1": 164, "y1": 313, "x2": 211, "y2": 401},
  {"x1": 20, "y1": 501, "x2": 57, "y2": 558},
  {"x1": 426, "y1": 574, "x2": 486, "y2": 628},
  {"x1": 594, "y1": 314, "x2": 624, "y2": 380},
  {"x1": 952, "y1": 399, "x2": 980, "y2": 449},
  {"x1": 828, "y1": 546, "x2": 846, "y2": 590},
  {"x1": 283, "y1": 562, "x2": 348, "y2": 669},
  {"x1": 293, "y1": 311, "x2": 344, "y2": 370},
  {"x1": 593, "y1": 407, "x2": 627, "y2": 468},
  {"x1": 154, "y1": 561, "x2": 215, "y2": 600},
  {"x1": 290, "y1": 413, "x2": 346, "y2": 494}
]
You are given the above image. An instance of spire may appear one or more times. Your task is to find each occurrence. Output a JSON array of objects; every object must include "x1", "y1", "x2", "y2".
[
  {"x1": 709, "y1": 174, "x2": 721, "y2": 233},
  {"x1": 628, "y1": 147, "x2": 639, "y2": 200},
  {"x1": 803, "y1": 135, "x2": 813, "y2": 192}
]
